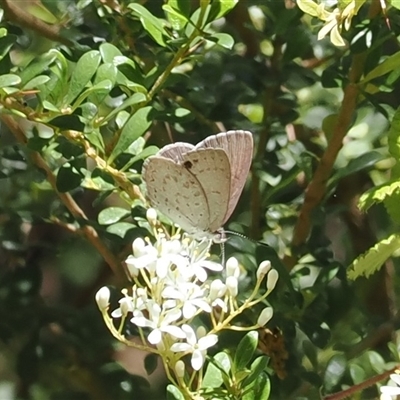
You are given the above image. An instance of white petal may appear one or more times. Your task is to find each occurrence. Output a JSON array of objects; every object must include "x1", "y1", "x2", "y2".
[
  {"x1": 148, "y1": 328, "x2": 162, "y2": 344},
  {"x1": 194, "y1": 266, "x2": 208, "y2": 282},
  {"x1": 390, "y1": 374, "x2": 400, "y2": 386},
  {"x1": 156, "y1": 258, "x2": 169, "y2": 279},
  {"x1": 191, "y1": 349, "x2": 205, "y2": 371},
  {"x1": 198, "y1": 334, "x2": 218, "y2": 350},
  {"x1": 170, "y1": 342, "x2": 192, "y2": 352},
  {"x1": 131, "y1": 316, "x2": 153, "y2": 328},
  {"x1": 192, "y1": 299, "x2": 212, "y2": 313},
  {"x1": 183, "y1": 302, "x2": 197, "y2": 319},
  {"x1": 380, "y1": 386, "x2": 400, "y2": 395},
  {"x1": 198, "y1": 261, "x2": 223, "y2": 271},
  {"x1": 163, "y1": 308, "x2": 182, "y2": 324},
  {"x1": 182, "y1": 324, "x2": 197, "y2": 345},
  {"x1": 161, "y1": 325, "x2": 186, "y2": 339}
]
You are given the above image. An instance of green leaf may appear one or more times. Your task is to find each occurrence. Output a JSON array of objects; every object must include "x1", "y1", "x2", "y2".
[
  {"x1": 98, "y1": 207, "x2": 130, "y2": 225},
  {"x1": 392, "y1": 0, "x2": 400, "y2": 10},
  {"x1": 388, "y1": 106, "x2": 400, "y2": 162},
  {"x1": 56, "y1": 163, "x2": 83, "y2": 192},
  {"x1": 22, "y1": 75, "x2": 50, "y2": 90},
  {"x1": 19, "y1": 52, "x2": 57, "y2": 85},
  {"x1": 347, "y1": 234, "x2": 400, "y2": 280},
  {"x1": 168, "y1": 0, "x2": 191, "y2": 17},
  {"x1": 105, "y1": 92, "x2": 147, "y2": 123},
  {"x1": 323, "y1": 354, "x2": 347, "y2": 390},
  {"x1": 242, "y1": 372, "x2": 271, "y2": 400},
  {"x1": 209, "y1": 33, "x2": 235, "y2": 49},
  {"x1": 330, "y1": 151, "x2": 383, "y2": 184},
  {"x1": 123, "y1": 145, "x2": 159, "y2": 171},
  {"x1": 359, "y1": 179, "x2": 400, "y2": 210},
  {"x1": 64, "y1": 50, "x2": 101, "y2": 105},
  {"x1": 0, "y1": 74, "x2": 21, "y2": 87},
  {"x1": 242, "y1": 356, "x2": 268, "y2": 388},
  {"x1": 362, "y1": 51, "x2": 400, "y2": 84},
  {"x1": 106, "y1": 222, "x2": 136, "y2": 238},
  {"x1": 166, "y1": 385, "x2": 185, "y2": 400},
  {"x1": 0, "y1": 35, "x2": 17, "y2": 62},
  {"x1": 208, "y1": 0, "x2": 239, "y2": 21},
  {"x1": 99, "y1": 42, "x2": 122, "y2": 63},
  {"x1": 202, "y1": 352, "x2": 231, "y2": 388},
  {"x1": 163, "y1": 4, "x2": 188, "y2": 30},
  {"x1": 384, "y1": 189, "x2": 400, "y2": 223},
  {"x1": 108, "y1": 106, "x2": 153, "y2": 163},
  {"x1": 93, "y1": 63, "x2": 117, "y2": 95},
  {"x1": 128, "y1": 4, "x2": 168, "y2": 47},
  {"x1": 234, "y1": 331, "x2": 258, "y2": 372}
]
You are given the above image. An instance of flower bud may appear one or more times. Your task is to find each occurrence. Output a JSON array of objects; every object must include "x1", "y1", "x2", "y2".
[
  {"x1": 175, "y1": 360, "x2": 185, "y2": 378},
  {"x1": 266, "y1": 269, "x2": 279, "y2": 291},
  {"x1": 226, "y1": 257, "x2": 240, "y2": 278},
  {"x1": 146, "y1": 208, "x2": 158, "y2": 225},
  {"x1": 95, "y1": 286, "x2": 110, "y2": 310},
  {"x1": 209, "y1": 279, "x2": 226, "y2": 300},
  {"x1": 132, "y1": 237, "x2": 146, "y2": 257},
  {"x1": 257, "y1": 260, "x2": 271, "y2": 280},
  {"x1": 257, "y1": 307, "x2": 273, "y2": 326},
  {"x1": 226, "y1": 276, "x2": 238, "y2": 298}
]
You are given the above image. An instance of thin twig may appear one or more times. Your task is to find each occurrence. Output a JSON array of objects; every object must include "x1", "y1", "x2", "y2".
[
  {"x1": 0, "y1": 0, "x2": 74, "y2": 47},
  {"x1": 1, "y1": 115, "x2": 127, "y2": 282}
]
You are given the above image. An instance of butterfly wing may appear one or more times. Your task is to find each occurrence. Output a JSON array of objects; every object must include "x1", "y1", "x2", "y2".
[
  {"x1": 157, "y1": 142, "x2": 194, "y2": 163},
  {"x1": 182, "y1": 148, "x2": 231, "y2": 233},
  {"x1": 196, "y1": 130, "x2": 253, "y2": 224},
  {"x1": 142, "y1": 155, "x2": 210, "y2": 235}
]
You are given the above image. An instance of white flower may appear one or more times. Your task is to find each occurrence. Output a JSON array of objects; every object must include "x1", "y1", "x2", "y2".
[
  {"x1": 111, "y1": 297, "x2": 134, "y2": 318},
  {"x1": 380, "y1": 374, "x2": 400, "y2": 399},
  {"x1": 209, "y1": 279, "x2": 228, "y2": 312},
  {"x1": 130, "y1": 301, "x2": 185, "y2": 344},
  {"x1": 162, "y1": 282, "x2": 211, "y2": 319},
  {"x1": 170, "y1": 324, "x2": 218, "y2": 371}
]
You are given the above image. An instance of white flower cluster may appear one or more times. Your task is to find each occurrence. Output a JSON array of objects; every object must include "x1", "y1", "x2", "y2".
[{"x1": 96, "y1": 209, "x2": 278, "y2": 377}]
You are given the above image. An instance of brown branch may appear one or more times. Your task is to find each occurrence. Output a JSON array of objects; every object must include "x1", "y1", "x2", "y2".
[
  {"x1": 0, "y1": 115, "x2": 127, "y2": 283},
  {"x1": 291, "y1": 67, "x2": 364, "y2": 251},
  {"x1": 291, "y1": 1, "x2": 384, "y2": 255},
  {"x1": 322, "y1": 367, "x2": 398, "y2": 400},
  {"x1": 0, "y1": 0, "x2": 74, "y2": 47}
]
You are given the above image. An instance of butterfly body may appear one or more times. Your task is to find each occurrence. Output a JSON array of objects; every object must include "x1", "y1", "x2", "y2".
[{"x1": 142, "y1": 130, "x2": 253, "y2": 240}]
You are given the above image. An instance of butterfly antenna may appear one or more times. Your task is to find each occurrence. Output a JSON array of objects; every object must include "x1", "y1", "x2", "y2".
[
  {"x1": 223, "y1": 229, "x2": 276, "y2": 254},
  {"x1": 220, "y1": 240, "x2": 226, "y2": 267}
]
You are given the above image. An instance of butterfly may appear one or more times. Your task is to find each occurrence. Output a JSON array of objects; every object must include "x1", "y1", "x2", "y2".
[{"x1": 142, "y1": 130, "x2": 253, "y2": 241}]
